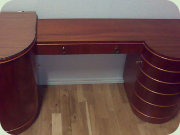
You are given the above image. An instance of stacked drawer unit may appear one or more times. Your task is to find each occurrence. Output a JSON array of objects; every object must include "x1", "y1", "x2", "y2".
[{"x1": 131, "y1": 45, "x2": 180, "y2": 123}]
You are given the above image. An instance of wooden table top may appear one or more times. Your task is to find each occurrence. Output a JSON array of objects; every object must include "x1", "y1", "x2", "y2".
[
  {"x1": 0, "y1": 12, "x2": 37, "y2": 63},
  {"x1": 38, "y1": 19, "x2": 180, "y2": 59}
]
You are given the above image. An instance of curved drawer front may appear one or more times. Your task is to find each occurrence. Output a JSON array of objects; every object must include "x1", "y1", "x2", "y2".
[
  {"x1": 143, "y1": 45, "x2": 180, "y2": 72},
  {"x1": 131, "y1": 92, "x2": 178, "y2": 118},
  {"x1": 131, "y1": 105, "x2": 177, "y2": 123},
  {"x1": 131, "y1": 97, "x2": 179, "y2": 123},
  {"x1": 132, "y1": 82, "x2": 179, "y2": 123},
  {"x1": 0, "y1": 51, "x2": 38, "y2": 134},
  {"x1": 135, "y1": 81, "x2": 179, "y2": 106},
  {"x1": 131, "y1": 45, "x2": 180, "y2": 123},
  {"x1": 137, "y1": 67, "x2": 180, "y2": 94},
  {"x1": 140, "y1": 55, "x2": 180, "y2": 83},
  {"x1": 0, "y1": 12, "x2": 38, "y2": 134}
]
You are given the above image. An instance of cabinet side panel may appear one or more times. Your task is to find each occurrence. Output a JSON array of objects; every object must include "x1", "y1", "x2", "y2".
[
  {"x1": 0, "y1": 51, "x2": 38, "y2": 134},
  {"x1": 123, "y1": 54, "x2": 139, "y2": 101}
]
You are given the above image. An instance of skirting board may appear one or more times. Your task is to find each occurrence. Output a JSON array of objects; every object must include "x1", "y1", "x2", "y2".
[{"x1": 38, "y1": 77, "x2": 124, "y2": 85}]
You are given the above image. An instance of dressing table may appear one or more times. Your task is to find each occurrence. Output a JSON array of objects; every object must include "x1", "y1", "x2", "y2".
[{"x1": 0, "y1": 12, "x2": 179, "y2": 134}]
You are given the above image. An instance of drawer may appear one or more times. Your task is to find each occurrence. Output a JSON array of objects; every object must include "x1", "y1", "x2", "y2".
[
  {"x1": 131, "y1": 92, "x2": 178, "y2": 118},
  {"x1": 136, "y1": 65, "x2": 180, "y2": 94},
  {"x1": 135, "y1": 81, "x2": 179, "y2": 106},
  {"x1": 139, "y1": 55, "x2": 180, "y2": 83},
  {"x1": 131, "y1": 103, "x2": 176, "y2": 123},
  {"x1": 36, "y1": 43, "x2": 61, "y2": 55},
  {"x1": 36, "y1": 42, "x2": 143, "y2": 55},
  {"x1": 142, "y1": 45, "x2": 180, "y2": 72}
]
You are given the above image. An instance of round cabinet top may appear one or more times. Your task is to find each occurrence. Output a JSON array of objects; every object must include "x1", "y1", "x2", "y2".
[{"x1": 0, "y1": 12, "x2": 37, "y2": 63}]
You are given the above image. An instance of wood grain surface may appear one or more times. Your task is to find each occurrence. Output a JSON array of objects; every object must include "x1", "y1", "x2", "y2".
[
  {"x1": 0, "y1": 50, "x2": 38, "y2": 134},
  {"x1": 124, "y1": 53, "x2": 180, "y2": 123},
  {"x1": 36, "y1": 41, "x2": 143, "y2": 54},
  {"x1": 0, "y1": 12, "x2": 37, "y2": 62},
  {"x1": 38, "y1": 19, "x2": 180, "y2": 59},
  {"x1": 19, "y1": 84, "x2": 180, "y2": 135}
]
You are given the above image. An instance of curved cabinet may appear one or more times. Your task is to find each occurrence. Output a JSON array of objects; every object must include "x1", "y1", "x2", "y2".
[
  {"x1": 0, "y1": 12, "x2": 38, "y2": 134},
  {"x1": 124, "y1": 45, "x2": 180, "y2": 123}
]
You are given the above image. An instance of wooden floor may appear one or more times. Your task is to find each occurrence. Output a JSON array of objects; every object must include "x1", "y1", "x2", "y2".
[{"x1": 20, "y1": 84, "x2": 180, "y2": 135}]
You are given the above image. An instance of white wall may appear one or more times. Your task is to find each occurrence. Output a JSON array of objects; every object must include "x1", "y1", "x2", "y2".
[
  {"x1": 37, "y1": 55, "x2": 126, "y2": 85},
  {"x1": 1, "y1": 0, "x2": 180, "y2": 19},
  {"x1": 1, "y1": 0, "x2": 180, "y2": 85}
]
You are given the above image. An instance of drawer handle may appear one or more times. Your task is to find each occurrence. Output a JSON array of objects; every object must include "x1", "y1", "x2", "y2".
[
  {"x1": 136, "y1": 60, "x2": 143, "y2": 65},
  {"x1": 62, "y1": 46, "x2": 66, "y2": 54},
  {"x1": 114, "y1": 47, "x2": 120, "y2": 54},
  {"x1": 17, "y1": 11, "x2": 25, "y2": 12}
]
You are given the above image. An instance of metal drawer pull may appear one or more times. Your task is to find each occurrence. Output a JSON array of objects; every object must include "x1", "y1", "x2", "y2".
[
  {"x1": 62, "y1": 46, "x2": 66, "y2": 54},
  {"x1": 114, "y1": 46, "x2": 120, "y2": 54},
  {"x1": 136, "y1": 60, "x2": 143, "y2": 64}
]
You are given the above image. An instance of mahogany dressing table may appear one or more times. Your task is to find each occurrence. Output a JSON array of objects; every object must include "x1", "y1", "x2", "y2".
[{"x1": 0, "y1": 12, "x2": 180, "y2": 134}]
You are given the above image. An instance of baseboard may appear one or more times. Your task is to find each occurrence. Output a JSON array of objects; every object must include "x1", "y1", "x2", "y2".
[{"x1": 39, "y1": 77, "x2": 124, "y2": 85}]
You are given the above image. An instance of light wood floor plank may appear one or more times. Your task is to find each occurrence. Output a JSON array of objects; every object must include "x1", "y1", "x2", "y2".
[
  {"x1": 85, "y1": 102, "x2": 93, "y2": 135},
  {"x1": 52, "y1": 113, "x2": 62, "y2": 135}
]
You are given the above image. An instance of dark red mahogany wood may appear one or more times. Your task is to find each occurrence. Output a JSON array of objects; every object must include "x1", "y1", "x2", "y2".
[
  {"x1": 142, "y1": 45, "x2": 180, "y2": 72},
  {"x1": 140, "y1": 55, "x2": 180, "y2": 83},
  {"x1": 0, "y1": 12, "x2": 37, "y2": 61},
  {"x1": 135, "y1": 82, "x2": 179, "y2": 106},
  {"x1": 37, "y1": 19, "x2": 180, "y2": 59},
  {"x1": 137, "y1": 66, "x2": 180, "y2": 94},
  {"x1": 131, "y1": 93, "x2": 178, "y2": 118},
  {"x1": 0, "y1": 12, "x2": 38, "y2": 134},
  {"x1": 124, "y1": 48, "x2": 180, "y2": 123},
  {"x1": 36, "y1": 41, "x2": 143, "y2": 55},
  {"x1": 124, "y1": 54, "x2": 139, "y2": 100}
]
